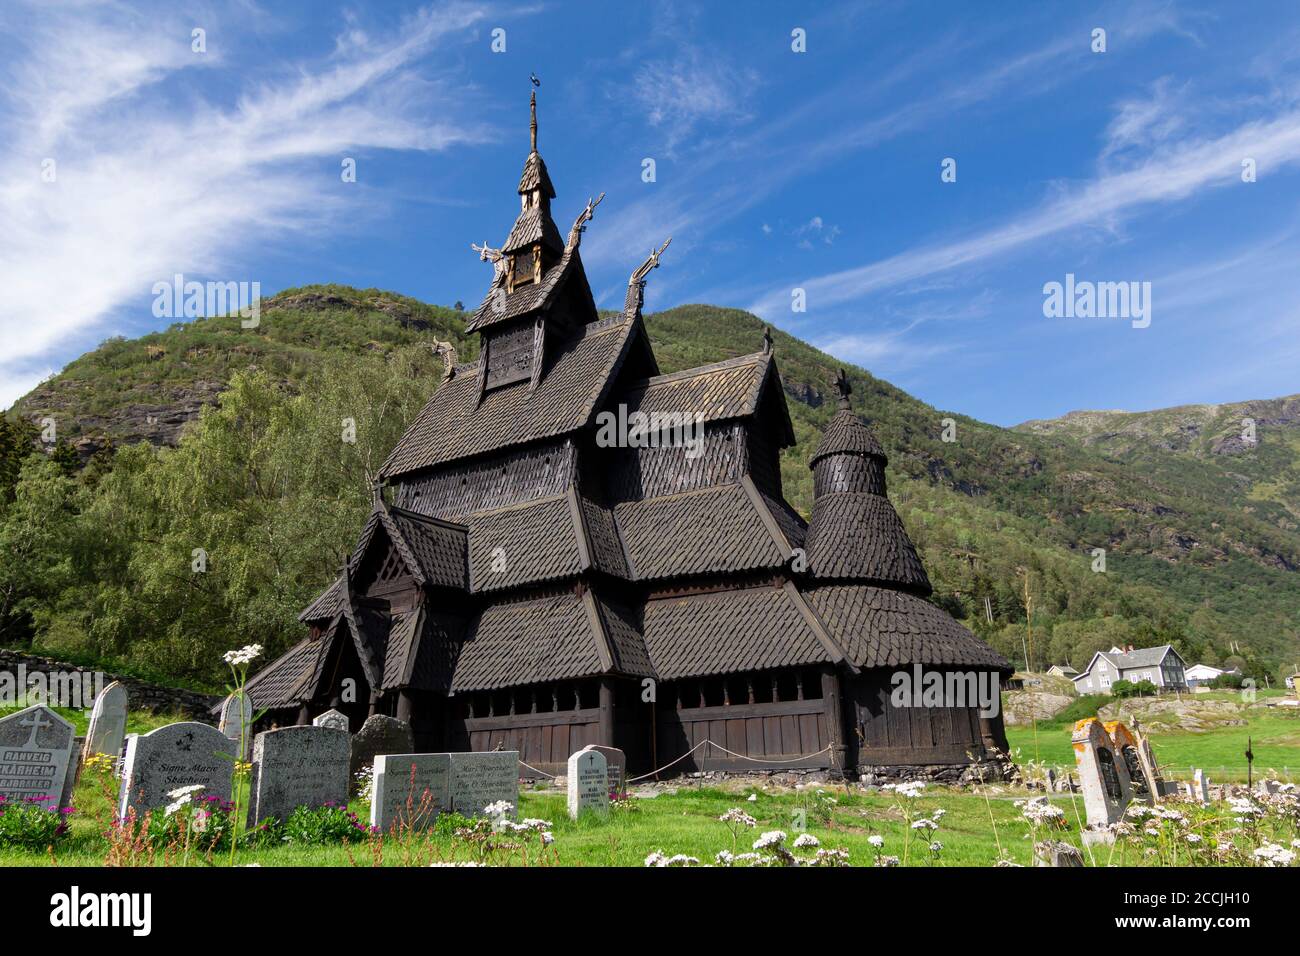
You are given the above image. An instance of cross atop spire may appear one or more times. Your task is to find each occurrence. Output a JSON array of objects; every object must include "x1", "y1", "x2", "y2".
[{"x1": 834, "y1": 368, "x2": 852, "y2": 410}]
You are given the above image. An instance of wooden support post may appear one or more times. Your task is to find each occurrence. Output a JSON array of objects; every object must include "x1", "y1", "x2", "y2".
[
  {"x1": 821, "y1": 667, "x2": 847, "y2": 777},
  {"x1": 396, "y1": 690, "x2": 414, "y2": 725},
  {"x1": 598, "y1": 677, "x2": 615, "y2": 747}
]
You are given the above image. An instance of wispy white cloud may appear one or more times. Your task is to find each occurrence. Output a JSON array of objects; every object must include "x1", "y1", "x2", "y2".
[
  {"x1": 746, "y1": 105, "x2": 1300, "y2": 318},
  {"x1": 0, "y1": 0, "x2": 494, "y2": 409}
]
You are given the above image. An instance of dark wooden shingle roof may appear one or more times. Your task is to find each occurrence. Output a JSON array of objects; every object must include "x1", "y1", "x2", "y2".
[
  {"x1": 642, "y1": 586, "x2": 835, "y2": 680},
  {"x1": 811, "y1": 408, "x2": 886, "y2": 464},
  {"x1": 804, "y1": 492, "x2": 931, "y2": 594},
  {"x1": 468, "y1": 495, "x2": 583, "y2": 592},
  {"x1": 380, "y1": 315, "x2": 638, "y2": 476},
  {"x1": 614, "y1": 484, "x2": 788, "y2": 581},
  {"x1": 806, "y1": 585, "x2": 1010, "y2": 671}
]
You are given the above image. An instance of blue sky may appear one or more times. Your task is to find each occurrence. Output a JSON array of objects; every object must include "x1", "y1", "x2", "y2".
[{"x1": 2, "y1": 0, "x2": 1298, "y2": 426}]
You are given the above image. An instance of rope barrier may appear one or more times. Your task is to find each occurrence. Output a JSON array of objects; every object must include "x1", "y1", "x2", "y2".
[
  {"x1": 515, "y1": 740, "x2": 838, "y2": 785},
  {"x1": 626, "y1": 739, "x2": 835, "y2": 783},
  {"x1": 517, "y1": 759, "x2": 557, "y2": 779}
]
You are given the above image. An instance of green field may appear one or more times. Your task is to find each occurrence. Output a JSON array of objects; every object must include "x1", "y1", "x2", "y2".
[
  {"x1": 0, "y1": 776, "x2": 1143, "y2": 868},
  {"x1": 1005, "y1": 691, "x2": 1300, "y2": 782}
]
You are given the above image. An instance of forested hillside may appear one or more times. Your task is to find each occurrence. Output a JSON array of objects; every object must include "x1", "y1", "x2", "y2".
[{"x1": 3, "y1": 285, "x2": 1296, "y2": 688}]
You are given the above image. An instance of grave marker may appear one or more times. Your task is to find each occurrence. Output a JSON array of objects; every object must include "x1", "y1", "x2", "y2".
[
  {"x1": 580, "y1": 744, "x2": 626, "y2": 798},
  {"x1": 248, "y1": 725, "x2": 350, "y2": 826},
  {"x1": 0, "y1": 704, "x2": 77, "y2": 809},
  {"x1": 567, "y1": 747, "x2": 609, "y2": 819},
  {"x1": 84, "y1": 681, "x2": 128, "y2": 761},
  {"x1": 370, "y1": 753, "x2": 451, "y2": 833},
  {"x1": 449, "y1": 751, "x2": 519, "y2": 818},
  {"x1": 349, "y1": 715, "x2": 414, "y2": 778},
  {"x1": 218, "y1": 693, "x2": 254, "y2": 759},
  {"x1": 312, "y1": 709, "x2": 350, "y2": 733},
  {"x1": 118, "y1": 722, "x2": 236, "y2": 819},
  {"x1": 1072, "y1": 717, "x2": 1133, "y2": 844}
]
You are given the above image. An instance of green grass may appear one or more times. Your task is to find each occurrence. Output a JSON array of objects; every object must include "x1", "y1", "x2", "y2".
[
  {"x1": 2, "y1": 774, "x2": 1077, "y2": 868},
  {"x1": 1006, "y1": 693, "x2": 1300, "y2": 782}
]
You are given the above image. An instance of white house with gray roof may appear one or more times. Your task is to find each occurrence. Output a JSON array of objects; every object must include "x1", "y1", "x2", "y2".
[{"x1": 1071, "y1": 645, "x2": 1188, "y2": 694}]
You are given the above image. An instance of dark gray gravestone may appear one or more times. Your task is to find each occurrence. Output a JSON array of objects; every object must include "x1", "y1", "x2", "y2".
[
  {"x1": 349, "y1": 715, "x2": 414, "y2": 779},
  {"x1": 0, "y1": 705, "x2": 76, "y2": 809},
  {"x1": 248, "y1": 725, "x2": 350, "y2": 826},
  {"x1": 118, "y1": 722, "x2": 236, "y2": 819}
]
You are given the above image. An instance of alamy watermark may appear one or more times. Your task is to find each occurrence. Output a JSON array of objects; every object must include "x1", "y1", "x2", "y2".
[
  {"x1": 152, "y1": 273, "x2": 262, "y2": 328},
  {"x1": 890, "y1": 664, "x2": 1001, "y2": 718},
  {"x1": 1, "y1": 666, "x2": 106, "y2": 710},
  {"x1": 594, "y1": 404, "x2": 705, "y2": 459},
  {"x1": 1042, "y1": 273, "x2": 1151, "y2": 329}
]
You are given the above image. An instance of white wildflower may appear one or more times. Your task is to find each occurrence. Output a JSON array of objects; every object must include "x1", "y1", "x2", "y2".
[{"x1": 792, "y1": 833, "x2": 820, "y2": 848}]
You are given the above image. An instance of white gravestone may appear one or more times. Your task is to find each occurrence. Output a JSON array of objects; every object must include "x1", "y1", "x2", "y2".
[
  {"x1": 1193, "y1": 768, "x2": 1210, "y2": 803},
  {"x1": 0, "y1": 705, "x2": 77, "y2": 809},
  {"x1": 567, "y1": 747, "x2": 609, "y2": 820},
  {"x1": 312, "y1": 709, "x2": 350, "y2": 732},
  {"x1": 248, "y1": 726, "x2": 350, "y2": 826},
  {"x1": 369, "y1": 751, "x2": 520, "y2": 832},
  {"x1": 449, "y1": 751, "x2": 518, "y2": 818},
  {"x1": 118, "y1": 722, "x2": 236, "y2": 820},
  {"x1": 84, "y1": 681, "x2": 129, "y2": 762},
  {"x1": 218, "y1": 693, "x2": 254, "y2": 759},
  {"x1": 371, "y1": 753, "x2": 451, "y2": 833}
]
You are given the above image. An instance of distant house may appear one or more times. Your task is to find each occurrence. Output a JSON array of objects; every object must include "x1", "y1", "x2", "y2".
[
  {"x1": 1047, "y1": 664, "x2": 1079, "y2": 679},
  {"x1": 1071, "y1": 645, "x2": 1188, "y2": 694},
  {"x1": 1185, "y1": 663, "x2": 1237, "y2": 688}
]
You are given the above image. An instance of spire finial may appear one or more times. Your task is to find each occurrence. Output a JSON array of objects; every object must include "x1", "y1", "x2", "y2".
[
  {"x1": 529, "y1": 73, "x2": 540, "y2": 152},
  {"x1": 763, "y1": 327, "x2": 773, "y2": 354},
  {"x1": 834, "y1": 368, "x2": 852, "y2": 410},
  {"x1": 371, "y1": 476, "x2": 385, "y2": 506}
]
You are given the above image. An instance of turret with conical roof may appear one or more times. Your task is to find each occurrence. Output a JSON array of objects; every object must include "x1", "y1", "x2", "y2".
[{"x1": 804, "y1": 370, "x2": 931, "y2": 595}]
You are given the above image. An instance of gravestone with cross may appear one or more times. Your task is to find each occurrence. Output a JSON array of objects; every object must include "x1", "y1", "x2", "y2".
[
  {"x1": 567, "y1": 747, "x2": 609, "y2": 820},
  {"x1": 0, "y1": 705, "x2": 77, "y2": 810}
]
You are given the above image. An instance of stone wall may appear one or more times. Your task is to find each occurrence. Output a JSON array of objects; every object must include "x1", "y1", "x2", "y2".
[{"x1": 0, "y1": 648, "x2": 220, "y2": 720}]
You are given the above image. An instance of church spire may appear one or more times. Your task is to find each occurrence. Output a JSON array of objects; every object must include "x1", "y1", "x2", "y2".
[{"x1": 530, "y1": 87, "x2": 538, "y2": 153}]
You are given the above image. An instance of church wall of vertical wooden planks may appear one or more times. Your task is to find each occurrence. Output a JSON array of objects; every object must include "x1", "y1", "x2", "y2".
[{"x1": 241, "y1": 91, "x2": 1013, "y2": 780}]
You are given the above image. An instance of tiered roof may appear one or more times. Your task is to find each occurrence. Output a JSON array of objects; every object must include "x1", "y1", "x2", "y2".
[{"x1": 247, "y1": 93, "x2": 1008, "y2": 714}]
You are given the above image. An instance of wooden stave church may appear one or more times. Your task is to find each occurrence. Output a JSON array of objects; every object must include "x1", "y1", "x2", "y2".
[{"x1": 243, "y1": 92, "x2": 1012, "y2": 779}]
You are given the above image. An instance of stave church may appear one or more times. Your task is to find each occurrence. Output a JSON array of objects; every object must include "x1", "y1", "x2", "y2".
[{"x1": 243, "y1": 91, "x2": 1012, "y2": 780}]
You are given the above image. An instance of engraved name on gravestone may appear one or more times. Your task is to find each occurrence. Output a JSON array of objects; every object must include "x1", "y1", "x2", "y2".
[
  {"x1": 0, "y1": 705, "x2": 76, "y2": 808},
  {"x1": 312, "y1": 709, "x2": 350, "y2": 733},
  {"x1": 567, "y1": 747, "x2": 608, "y2": 820},
  {"x1": 248, "y1": 726, "x2": 350, "y2": 826},
  {"x1": 84, "y1": 681, "x2": 129, "y2": 761},
  {"x1": 449, "y1": 751, "x2": 519, "y2": 818},
  {"x1": 580, "y1": 744, "x2": 626, "y2": 797},
  {"x1": 218, "y1": 693, "x2": 254, "y2": 759},
  {"x1": 118, "y1": 722, "x2": 236, "y2": 819},
  {"x1": 370, "y1": 753, "x2": 451, "y2": 833}
]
